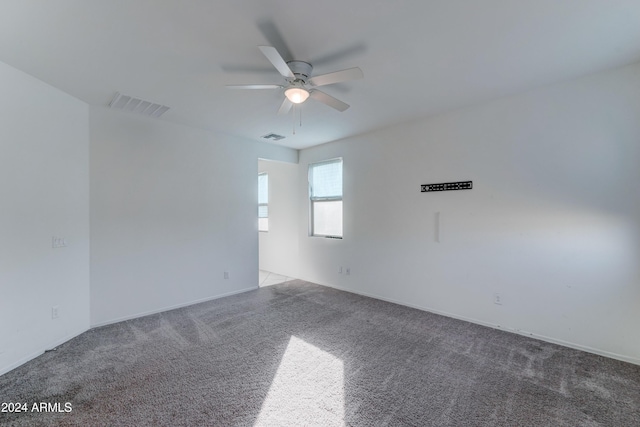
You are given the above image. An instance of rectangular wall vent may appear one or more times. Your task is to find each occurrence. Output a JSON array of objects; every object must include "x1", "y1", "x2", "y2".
[
  {"x1": 262, "y1": 133, "x2": 286, "y2": 141},
  {"x1": 109, "y1": 92, "x2": 170, "y2": 118}
]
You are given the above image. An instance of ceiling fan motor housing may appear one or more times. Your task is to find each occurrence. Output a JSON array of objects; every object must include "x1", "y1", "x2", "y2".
[{"x1": 287, "y1": 61, "x2": 313, "y2": 83}]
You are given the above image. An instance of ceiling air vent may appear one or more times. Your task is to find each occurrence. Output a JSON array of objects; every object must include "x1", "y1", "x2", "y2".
[
  {"x1": 108, "y1": 92, "x2": 170, "y2": 118},
  {"x1": 262, "y1": 133, "x2": 286, "y2": 141}
]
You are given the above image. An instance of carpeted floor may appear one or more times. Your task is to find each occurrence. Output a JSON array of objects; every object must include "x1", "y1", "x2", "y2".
[{"x1": 1, "y1": 280, "x2": 639, "y2": 426}]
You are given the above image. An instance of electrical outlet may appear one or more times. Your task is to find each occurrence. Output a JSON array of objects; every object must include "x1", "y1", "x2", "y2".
[
  {"x1": 51, "y1": 306, "x2": 59, "y2": 319},
  {"x1": 52, "y1": 236, "x2": 67, "y2": 248},
  {"x1": 224, "y1": 271, "x2": 229, "y2": 279},
  {"x1": 493, "y1": 293, "x2": 502, "y2": 305},
  {"x1": 346, "y1": 268, "x2": 351, "y2": 276}
]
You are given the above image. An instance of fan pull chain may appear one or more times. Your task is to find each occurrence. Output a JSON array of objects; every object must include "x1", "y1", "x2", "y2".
[{"x1": 291, "y1": 104, "x2": 304, "y2": 135}]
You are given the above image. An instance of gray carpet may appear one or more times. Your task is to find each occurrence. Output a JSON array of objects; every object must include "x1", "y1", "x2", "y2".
[{"x1": 1, "y1": 280, "x2": 639, "y2": 426}]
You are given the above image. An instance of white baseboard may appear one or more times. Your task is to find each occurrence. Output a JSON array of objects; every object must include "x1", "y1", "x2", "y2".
[
  {"x1": 4, "y1": 282, "x2": 636, "y2": 378},
  {"x1": 1, "y1": 286, "x2": 260, "y2": 377},
  {"x1": 320, "y1": 282, "x2": 640, "y2": 367},
  {"x1": 0, "y1": 328, "x2": 89, "y2": 377},
  {"x1": 90, "y1": 286, "x2": 258, "y2": 328}
]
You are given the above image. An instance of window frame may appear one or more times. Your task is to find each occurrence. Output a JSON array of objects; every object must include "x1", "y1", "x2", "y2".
[
  {"x1": 258, "y1": 172, "x2": 269, "y2": 232},
  {"x1": 308, "y1": 158, "x2": 343, "y2": 239}
]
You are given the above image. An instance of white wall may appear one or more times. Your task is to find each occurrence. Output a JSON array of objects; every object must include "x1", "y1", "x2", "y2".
[
  {"x1": 2, "y1": 53, "x2": 638, "y2": 375},
  {"x1": 0, "y1": 61, "x2": 90, "y2": 375},
  {"x1": 295, "y1": 62, "x2": 640, "y2": 364},
  {"x1": 258, "y1": 159, "x2": 300, "y2": 278},
  {"x1": 90, "y1": 107, "x2": 297, "y2": 326}
]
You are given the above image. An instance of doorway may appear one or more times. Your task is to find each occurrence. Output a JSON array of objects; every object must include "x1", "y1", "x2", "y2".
[{"x1": 257, "y1": 158, "x2": 300, "y2": 286}]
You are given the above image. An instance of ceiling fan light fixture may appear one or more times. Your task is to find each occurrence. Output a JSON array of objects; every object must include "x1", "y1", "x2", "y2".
[{"x1": 284, "y1": 87, "x2": 309, "y2": 104}]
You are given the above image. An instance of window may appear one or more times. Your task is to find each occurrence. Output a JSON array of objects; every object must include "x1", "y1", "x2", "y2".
[
  {"x1": 258, "y1": 172, "x2": 268, "y2": 232},
  {"x1": 309, "y1": 158, "x2": 343, "y2": 238}
]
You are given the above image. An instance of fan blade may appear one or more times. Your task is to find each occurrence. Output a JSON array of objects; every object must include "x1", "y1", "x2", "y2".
[
  {"x1": 309, "y1": 67, "x2": 363, "y2": 87},
  {"x1": 277, "y1": 98, "x2": 293, "y2": 115},
  {"x1": 220, "y1": 64, "x2": 277, "y2": 74},
  {"x1": 226, "y1": 84, "x2": 282, "y2": 89},
  {"x1": 256, "y1": 20, "x2": 294, "y2": 63},
  {"x1": 309, "y1": 90, "x2": 350, "y2": 112},
  {"x1": 258, "y1": 46, "x2": 295, "y2": 79},
  {"x1": 312, "y1": 43, "x2": 367, "y2": 67}
]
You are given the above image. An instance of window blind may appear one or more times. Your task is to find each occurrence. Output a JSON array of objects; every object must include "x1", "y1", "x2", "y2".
[
  {"x1": 309, "y1": 159, "x2": 342, "y2": 200},
  {"x1": 258, "y1": 173, "x2": 268, "y2": 205}
]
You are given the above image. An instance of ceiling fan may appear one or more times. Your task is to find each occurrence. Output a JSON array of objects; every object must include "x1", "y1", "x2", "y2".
[{"x1": 227, "y1": 45, "x2": 363, "y2": 114}]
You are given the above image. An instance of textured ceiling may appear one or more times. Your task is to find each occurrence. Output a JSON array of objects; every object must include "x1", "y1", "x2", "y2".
[{"x1": 1, "y1": 0, "x2": 640, "y2": 149}]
